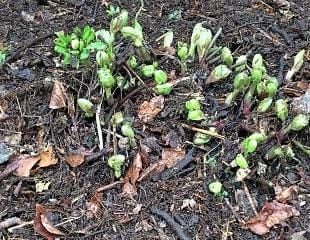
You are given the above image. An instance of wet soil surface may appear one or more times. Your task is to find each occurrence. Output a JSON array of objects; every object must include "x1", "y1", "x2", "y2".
[{"x1": 0, "y1": 0, "x2": 309, "y2": 239}]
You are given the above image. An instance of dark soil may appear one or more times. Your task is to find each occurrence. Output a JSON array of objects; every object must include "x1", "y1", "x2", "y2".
[{"x1": 0, "y1": 0, "x2": 309, "y2": 239}]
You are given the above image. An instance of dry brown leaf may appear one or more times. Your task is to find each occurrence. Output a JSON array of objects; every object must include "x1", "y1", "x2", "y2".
[
  {"x1": 34, "y1": 204, "x2": 65, "y2": 240},
  {"x1": 245, "y1": 200, "x2": 300, "y2": 235},
  {"x1": 65, "y1": 154, "x2": 85, "y2": 167},
  {"x1": 138, "y1": 147, "x2": 185, "y2": 181},
  {"x1": 122, "y1": 152, "x2": 143, "y2": 198},
  {"x1": 275, "y1": 185, "x2": 298, "y2": 203},
  {"x1": 161, "y1": 147, "x2": 185, "y2": 168},
  {"x1": 49, "y1": 80, "x2": 67, "y2": 109},
  {"x1": 86, "y1": 192, "x2": 103, "y2": 219},
  {"x1": 3, "y1": 132, "x2": 22, "y2": 145},
  {"x1": 138, "y1": 96, "x2": 164, "y2": 123},
  {"x1": 15, "y1": 155, "x2": 40, "y2": 177},
  {"x1": 38, "y1": 146, "x2": 58, "y2": 168}
]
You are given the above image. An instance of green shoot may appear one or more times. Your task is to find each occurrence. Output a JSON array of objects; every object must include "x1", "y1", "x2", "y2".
[
  {"x1": 154, "y1": 70, "x2": 168, "y2": 85},
  {"x1": 111, "y1": 112, "x2": 124, "y2": 126},
  {"x1": 106, "y1": 5, "x2": 120, "y2": 18},
  {"x1": 221, "y1": 47, "x2": 233, "y2": 67},
  {"x1": 225, "y1": 71, "x2": 250, "y2": 105},
  {"x1": 107, "y1": 154, "x2": 125, "y2": 178},
  {"x1": 177, "y1": 41, "x2": 189, "y2": 73},
  {"x1": 285, "y1": 49, "x2": 305, "y2": 82},
  {"x1": 275, "y1": 99, "x2": 288, "y2": 121},
  {"x1": 185, "y1": 99, "x2": 201, "y2": 111},
  {"x1": 77, "y1": 98, "x2": 95, "y2": 117},
  {"x1": 234, "y1": 153, "x2": 248, "y2": 169},
  {"x1": 257, "y1": 97, "x2": 273, "y2": 113},
  {"x1": 153, "y1": 83, "x2": 173, "y2": 95},
  {"x1": 207, "y1": 64, "x2": 232, "y2": 83},
  {"x1": 281, "y1": 114, "x2": 309, "y2": 135}
]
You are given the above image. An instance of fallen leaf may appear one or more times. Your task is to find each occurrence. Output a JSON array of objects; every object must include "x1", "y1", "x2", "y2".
[
  {"x1": 49, "y1": 80, "x2": 67, "y2": 109},
  {"x1": 15, "y1": 155, "x2": 40, "y2": 177},
  {"x1": 161, "y1": 147, "x2": 185, "y2": 168},
  {"x1": 65, "y1": 154, "x2": 85, "y2": 167},
  {"x1": 38, "y1": 146, "x2": 58, "y2": 167},
  {"x1": 275, "y1": 185, "x2": 298, "y2": 203},
  {"x1": 34, "y1": 204, "x2": 65, "y2": 240},
  {"x1": 122, "y1": 152, "x2": 143, "y2": 198},
  {"x1": 86, "y1": 192, "x2": 103, "y2": 219},
  {"x1": 138, "y1": 147, "x2": 185, "y2": 181},
  {"x1": 0, "y1": 143, "x2": 11, "y2": 164},
  {"x1": 245, "y1": 200, "x2": 300, "y2": 235},
  {"x1": 138, "y1": 96, "x2": 164, "y2": 123}
]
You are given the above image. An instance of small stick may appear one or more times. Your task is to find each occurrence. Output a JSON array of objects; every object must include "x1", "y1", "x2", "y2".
[
  {"x1": 199, "y1": 27, "x2": 223, "y2": 67},
  {"x1": 96, "y1": 97, "x2": 104, "y2": 151},
  {"x1": 181, "y1": 123, "x2": 225, "y2": 140},
  {"x1": 150, "y1": 207, "x2": 191, "y2": 240},
  {"x1": 7, "y1": 220, "x2": 34, "y2": 233},
  {"x1": 242, "y1": 181, "x2": 258, "y2": 215},
  {"x1": 0, "y1": 217, "x2": 23, "y2": 229},
  {"x1": 96, "y1": 180, "x2": 124, "y2": 192}
]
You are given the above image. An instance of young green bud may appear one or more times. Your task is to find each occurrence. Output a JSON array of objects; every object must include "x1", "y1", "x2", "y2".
[
  {"x1": 265, "y1": 77, "x2": 278, "y2": 97},
  {"x1": 234, "y1": 153, "x2": 248, "y2": 169},
  {"x1": 121, "y1": 25, "x2": 143, "y2": 47},
  {"x1": 98, "y1": 68, "x2": 116, "y2": 88},
  {"x1": 121, "y1": 123, "x2": 135, "y2": 138},
  {"x1": 208, "y1": 181, "x2": 222, "y2": 195},
  {"x1": 77, "y1": 98, "x2": 94, "y2": 117},
  {"x1": 127, "y1": 56, "x2": 138, "y2": 69},
  {"x1": 185, "y1": 99, "x2": 201, "y2": 111},
  {"x1": 163, "y1": 31, "x2": 174, "y2": 48},
  {"x1": 257, "y1": 97, "x2": 273, "y2": 112},
  {"x1": 177, "y1": 41, "x2": 188, "y2": 62},
  {"x1": 233, "y1": 72, "x2": 249, "y2": 90},
  {"x1": 283, "y1": 146, "x2": 295, "y2": 158},
  {"x1": 111, "y1": 112, "x2": 123, "y2": 126},
  {"x1": 221, "y1": 47, "x2": 233, "y2": 66},
  {"x1": 187, "y1": 109, "x2": 205, "y2": 121},
  {"x1": 141, "y1": 64, "x2": 155, "y2": 78},
  {"x1": 207, "y1": 64, "x2": 232, "y2": 83},
  {"x1": 285, "y1": 49, "x2": 305, "y2": 81},
  {"x1": 242, "y1": 138, "x2": 258, "y2": 154},
  {"x1": 265, "y1": 146, "x2": 284, "y2": 160},
  {"x1": 248, "y1": 132, "x2": 267, "y2": 143},
  {"x1": 71, "y1": 39, "x2": 80, "y2": 50},
  {"x1": 275, "y1": 99, "x2": 288, "y2": 121},
  {"x1": 107, "y1": 154, "x2": 125, "y2": 178},
  {"x1": 251, "y1": 68, "x2": 263, "y2": 83},
  {"x1": 153, "y1": 83, "x2": 173, "y2": 95},
  {"x1": 234, "y1": 55, "x2": 247, "y2": 72},
  {"x1": 290, "y1": 114, "x2": 309, "y2": 131},
  {"x1": 110, "y1": 10, "x2": 128, "y2": 33},
  {"x1": 96, "y1": 50, "x2": 110, "y2": 68},
  {"x1": 188, "y1": 23, "x2": 203, "y2": 57},
  {"x1": 193, "y1": 132, "x2": 211, "y2": 145},
  {"x1": 96, "y1": 29, "x2": 114, "y2": 45},
  {"x1": 154, "y1": 70, "x2": 168, "y2": 85},
  {"x1": 252, "y1": 54, "x2": 264, "y2": 70},
  {"x1": 197, "y1": 28, "x2": 212, "y2": 61}
]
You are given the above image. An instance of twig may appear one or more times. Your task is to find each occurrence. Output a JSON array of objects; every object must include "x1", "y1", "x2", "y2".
[
  {"x1": 0, "y1": 217, "x2": 23, "y2": 229},
  {"x1": 242, "y1": 181, "x2": 258, "y2": 215},
  {"x1": 199, "y1": 27, "x2": 223, "y2": 67},
  {"x1": 7, "y1": 220, "x2": 34, "y2": 233},
  {"x1": 112, "y1": 125, "x2": 117, "y2": 155},
  {"x1": 181, "y1": 123, "x2": 225, "y2": 140},
  {"x1": 96, "y1": 97, "x2": 104, "y2": 151},
  {"x1": 150, "y1": 207, "x2": 191, "y2": 240},
  {"x1": 96, "y1": 180, "x2": 124, "y2": 192}
]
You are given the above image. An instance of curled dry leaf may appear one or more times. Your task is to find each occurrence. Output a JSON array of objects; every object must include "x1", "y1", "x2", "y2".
[
  {"x1": 275, "y1": 185, "x2": 298, "y2": 203},
  {"x1": 38, "y1": 146, "x2": 58, "y2": 168},
  {"x1": 49, "y1": 80, "x2": 67, "y2": 109},
  {"x1": 122, "y1": 152, "x2": 143, "y2": 198},
  {"x1": 138, "y1": 147, "x2": 185, "y2": 182},
  {"x1": 138, "y1": 96, "x2": 165, "y2": 123},
  {"x1": 65, "y1": 154, "x2": 85, "y2": 167},
  {"x1": 34, "y1": 204, "x2": 65, "y2": 240},
  {"x1": 245, "y1": 200, "x2": 300, "y2": 235}
]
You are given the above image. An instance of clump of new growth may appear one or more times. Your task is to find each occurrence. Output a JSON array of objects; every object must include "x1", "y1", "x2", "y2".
[
  {"x1": 77, "y1": 98, "x2": 95, "y2": 117},
  {"x1": 108, "y1": 154, "x2": 125, "y2": 178},
  {"x1": 285, "y1": 49, "x2": 305, "y2": 82},
  {"x1": 280, "y1": 114, "x2": 309, "y2": 136},
  {"x1": 185, "y1": 99, "x2": 205, "y2": 121}
]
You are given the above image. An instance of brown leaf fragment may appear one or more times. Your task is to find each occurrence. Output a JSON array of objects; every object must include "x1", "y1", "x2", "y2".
[
  {"x1": 15, "y1": 155, "x2": 40, "y2": 177},
  {"x1": 38, "y1": 146, "x2": 58, "y2": 167},
  {"x1": 49, "y1": 80, "x2": 67, "y2": 109},
  {"x1": 34, "y1": 204, "x2": 65, "y2": 240},
  {"x1": 245, "y1": 200, "x2": 300, "y2": 235},
  {"x1": 122, "y1": 152, "x2": 143, "y2": 198},
  {"x1": 138, "y1": 96, "x2": 164, "y2": 123},
  {"x1": 275, "y1": 185, "x2": 298, "y2": 203},
  {"x1": 86, "y1": 192, "x2": 103, "y2": 219},
  {"x1": 64, "y1": 154, "x2": 85, "y2": 167}
]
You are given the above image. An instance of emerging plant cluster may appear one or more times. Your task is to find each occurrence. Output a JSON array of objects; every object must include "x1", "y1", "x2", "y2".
[{"x1": 53, "y1": 4, "x2": 308, "y2": 196}]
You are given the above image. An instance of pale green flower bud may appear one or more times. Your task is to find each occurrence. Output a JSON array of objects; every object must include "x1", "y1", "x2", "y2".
[
  {"x1": 187, "y1": 109, "x2": 205, "y2": 121},
  {"x1": 141, "y1": 64, "x2": 155, "y2": 77},
  {"x1": 234, "y1": 153, "x2": 248, "y2": 169},
  {"x1": 185, "y1": 99, "x2": 201, "y2": 111},
  {"x1": 110, "y1": 10, "x2": 128, "y2": 33},
  {"x1": 154, "y1": 70, "x2": 168, "y2": 84},
  {"x1": 208, "y1": 181, "x2": 222, "y2": 195},
  {"x1": 153, "y1": 83, "x2": 173, "y2": 95},
  {"x1": 221, "y1": 47, "x2": 233, "y2": 66},
  {"x1": 77, "y1": 98, "x2": 94, "y2": 117},
  {"x1": 98, "y1": 68, "x2": 115, "y2": 88},
  {"x1": 207, "y1": 64, "x2": 232, "y2": 83},
  {"x1": 291, "y1": 114, "x2": 309, "y2": 131},
  {"x1": 257, "y1": 97, "x2": 273, "y2": 112},
  {"x1": 121, "y1": 123, "x2": 135, "y2": 138},
  {"x1": 275, "y1": 99, "x2": 288, "y2": 121},
  {"x1": 107, "y1": 154, "x2": 125, "y2": 178}
]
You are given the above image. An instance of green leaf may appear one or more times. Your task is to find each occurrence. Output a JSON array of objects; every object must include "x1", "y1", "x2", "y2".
[
  {"x1": 54, "y1": 45, "x2": 68, "y2": 55},
  {"x1": 79, "y1": 49, "x2": 89, "y2": 60},
  {"x1": 87, "y1": 41, "x2": 106, "y2": 50}
]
